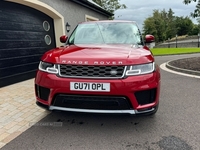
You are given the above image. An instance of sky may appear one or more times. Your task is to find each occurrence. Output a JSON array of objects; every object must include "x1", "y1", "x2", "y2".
[{"x1": 114, "y1": 0, "x2": 197, "y2": 30}]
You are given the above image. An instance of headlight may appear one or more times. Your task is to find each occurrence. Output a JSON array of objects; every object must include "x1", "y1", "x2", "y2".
[
  {"x1": 126, "y1": 62, "x2": 155, "y2": 76},
  {"x1": 38, "y1": 61, "x2": 58, "y2": 74}
]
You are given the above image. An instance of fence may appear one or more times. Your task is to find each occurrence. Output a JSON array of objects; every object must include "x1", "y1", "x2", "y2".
[
  {"x1": 154, "y1": 35, "x2": 200, "y2": 48},
  {"x1": 154, "y1": 41, "x2": 200, "y2": 48}
]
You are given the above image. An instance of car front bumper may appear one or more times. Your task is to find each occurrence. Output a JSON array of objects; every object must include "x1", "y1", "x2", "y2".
[{"x1": 35, "y1": 69, "x2": 160, "y2": 115}]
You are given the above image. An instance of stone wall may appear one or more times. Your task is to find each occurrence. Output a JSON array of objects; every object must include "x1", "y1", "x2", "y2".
[{"x1": 155, "y1": 42, "x2": 199, "y2": 48}]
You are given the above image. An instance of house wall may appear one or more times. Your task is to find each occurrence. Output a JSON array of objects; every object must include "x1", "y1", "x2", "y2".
[{"x1": 40, "y1": 0, "x2": 109, "y2": 35}]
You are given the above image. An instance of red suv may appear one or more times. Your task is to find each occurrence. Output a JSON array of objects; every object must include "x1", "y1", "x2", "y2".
[{"x1": 35, "y1": 20, "x2": 160, "y2": 115}]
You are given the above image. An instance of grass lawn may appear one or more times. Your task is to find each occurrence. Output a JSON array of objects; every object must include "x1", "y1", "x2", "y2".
[{"x1": 151, "y1": 48, "x2": 200, "y2": 56}]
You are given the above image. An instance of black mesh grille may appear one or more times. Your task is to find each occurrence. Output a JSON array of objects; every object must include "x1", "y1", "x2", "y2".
[
  {"x1": 52, "y1": 94, "x2": 132, "y2": 110},
  {"x1": 59, "y1": 65, "x2": 125, "y2": 78},
  {"x1": 134, "y1": 88, "x2": 156, "y2": 105},
  {"x1": 35, "y1": 84, "x2": 50, "y2": 101}
]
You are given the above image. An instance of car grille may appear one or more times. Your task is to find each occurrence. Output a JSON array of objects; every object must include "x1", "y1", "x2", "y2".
[
  {"x1": 58, "y1": 65, "x2": 126, "y2": 78},
  {"x1": 52, "y1": 94, "x2": 132, "y2": 110}
]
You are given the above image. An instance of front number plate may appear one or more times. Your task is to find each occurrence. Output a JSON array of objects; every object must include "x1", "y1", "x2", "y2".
[{"x1": 70, "y1": 82, "x2": 110, "y2": 92}]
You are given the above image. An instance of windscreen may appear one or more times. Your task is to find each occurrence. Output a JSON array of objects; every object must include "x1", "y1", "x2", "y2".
[{"x1": 68, "y1": 22, "x2": 143, "y2": 45}]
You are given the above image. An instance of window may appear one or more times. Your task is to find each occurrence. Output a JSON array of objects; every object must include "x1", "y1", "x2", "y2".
[{"x1": 68, "y1": 22, "x2": 143, "y2": 45}]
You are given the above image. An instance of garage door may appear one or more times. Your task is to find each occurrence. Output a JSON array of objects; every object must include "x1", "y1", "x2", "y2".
[{"x1": 0, "y1": 1, "x2": 56, "y2": 87}]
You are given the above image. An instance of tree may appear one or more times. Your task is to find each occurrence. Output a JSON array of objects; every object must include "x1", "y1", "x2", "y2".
[
  {"x1": 188, "y1": 24, "x2": 200, "y2": 35},
  {"x1": 183, "y1": 0, "x2": 200, "y2": 17},
  {"x1": 175, "y1": 16, "x2": 193, "y2": 35},
  {"x1": 165, "y1": 8, "x2": 177, "y2": 39},
  {"x1": 92, "y1": 0, "x2": 126, "y2": 14},
  {"x1": 143, "y1": 17, "x2": 158, "y2": 41},
  {"x1": 143, "y1": 9, "x2": 174, "y2": 42},
  {"x1": 143, "y1": 8, "x2": 196, "y2": 42}
]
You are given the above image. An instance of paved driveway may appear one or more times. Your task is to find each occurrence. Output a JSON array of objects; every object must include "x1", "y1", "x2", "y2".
[
  {"x1": 0, "y1": 79, "x2": 49, "y2": 148},
  {"x1": 1, "y1": 54, "x2": 200, "y2": 150}
]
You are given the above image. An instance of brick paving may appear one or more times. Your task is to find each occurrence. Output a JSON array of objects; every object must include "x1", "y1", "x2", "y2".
[{"x1": 0, "y1": 79, "x2": 50, "y2": 148}]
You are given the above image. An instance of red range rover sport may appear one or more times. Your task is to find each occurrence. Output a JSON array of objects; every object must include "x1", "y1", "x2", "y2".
[{"x1": 35, "y1": 20, "x2": 161, "y2": 115}]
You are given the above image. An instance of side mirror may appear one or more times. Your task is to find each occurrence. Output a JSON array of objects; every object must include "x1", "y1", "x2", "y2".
[
  {"x1": 60, "y1": 35, "x2": 68, "y2": 43},
  {"x1": 145, "y1": 35, "x2": 155, "y2": 43}
]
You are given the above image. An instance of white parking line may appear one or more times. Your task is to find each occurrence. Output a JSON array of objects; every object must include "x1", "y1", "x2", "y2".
[{"x1": 160, "y1": 63, "x2": 200, "y2": 79}]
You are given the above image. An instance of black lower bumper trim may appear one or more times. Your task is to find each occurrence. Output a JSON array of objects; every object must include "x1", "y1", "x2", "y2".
[
  {"x1": 52, "y1": 94, "x2": 132, "y2": 110},
  {"x1": 36, "y1": 101, "x2": 49, "y2": 110}
]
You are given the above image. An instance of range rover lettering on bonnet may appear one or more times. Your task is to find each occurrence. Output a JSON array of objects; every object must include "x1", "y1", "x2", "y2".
[{"x1": 62, "y1": 60, "x2": 123, "y2": 65}]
